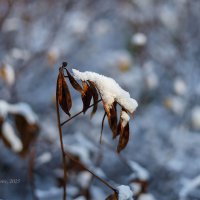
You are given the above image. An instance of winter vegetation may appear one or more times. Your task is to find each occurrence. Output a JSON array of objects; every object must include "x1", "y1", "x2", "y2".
[{"x1": 0, "y1": 0, "x2": 200, "y2": 200}]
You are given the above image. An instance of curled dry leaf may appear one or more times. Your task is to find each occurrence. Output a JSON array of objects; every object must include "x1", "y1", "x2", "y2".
[
  {"x1": 104, "y1": 102, "x2": 118, "y2": 139},
  {"x1": 117, "y1": 110, "x2": 130, "y2": 153},
  {"x1": 56, "y1": 68, "x2": 72, "y2": 116},
  {"x1": 66, "y1": 69, "x2": 83, "y2": 94},
  {"x1": 14, "y1": 114, "x2": 39, "y2": 156},
  {"x1": 88, "y1": 81, "x2": 99, "y2": 117},
  {"x1": 81, "y1": 81, "x2": 93, "y2": 113}
]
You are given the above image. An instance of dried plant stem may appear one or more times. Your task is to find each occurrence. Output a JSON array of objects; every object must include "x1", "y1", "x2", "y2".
[
  {"x1": 56, "y1": 97, "x2": 67, "y2": 200},
  {"x1": 60, "y1": 99, "x2": 102, "y2": 127},
  {"x1": 64, "y1": 151, "x2": 117, "y2": 193}
]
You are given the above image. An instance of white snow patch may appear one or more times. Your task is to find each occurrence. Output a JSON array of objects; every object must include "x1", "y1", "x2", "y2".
[
  {"x1": 37, "y1": 152, "x2": 52, "y2": 166},
  {"x1": 131, "y1": 33, "x2": 147, "y2": 46},
  {"x1": 117, "y1": 185, "x2": 133, "y2": 200},
  {"x1": 173, "y1": 78, "x2": 187, "y2": 96},
  {"x1": 77, "y1": 172, "x2": 92, "y2": 188},
  {"x1": 128, "y1": 161, "x2": 149, "y2": 181},
  {"x1": 72, "y1": 69, "x2": 138, "y2": 114},
  {"x1": 121, "y1": 111, "x2": 130, "y2": 127},
  {"x1": 2, "y1": 122, "x2": 22, "y2": 152}
]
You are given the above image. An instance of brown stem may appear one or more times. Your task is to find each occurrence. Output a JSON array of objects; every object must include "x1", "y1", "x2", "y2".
[
  {"x1": 60, "y1": 99, "x2": 102, "y2": 127},
  {"x1": 64, "y1": 151, "x2": 117, "y2": 193},
  {"x1": 56, "y1": 96, "x2": 67, "y2": 200}
]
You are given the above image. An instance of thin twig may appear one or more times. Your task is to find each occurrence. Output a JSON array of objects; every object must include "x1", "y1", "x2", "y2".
[
  {"x1": 56, "y1": 96, "x2": 67, "y2": 200},
  {"x1": 60, "y1": 99, "x2": 102, "y2": 127},
  {"x1": 64, "y1": 151, "x2": 117, "y2": 193}
]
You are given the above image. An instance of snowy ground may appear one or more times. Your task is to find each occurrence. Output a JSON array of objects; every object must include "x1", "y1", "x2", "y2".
[{"x1": 0, "y1": 0, "x2": 200, "y2": 200}]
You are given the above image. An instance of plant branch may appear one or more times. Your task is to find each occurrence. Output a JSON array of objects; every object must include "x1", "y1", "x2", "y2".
[
  {"x1": 60, "y1": 99, "x2": 102, "y2": 127},
  {"x1": 56, "y1": 96, "x2": 67, "y2": 200},
  {"x1": 64, "y1": 151, "x2": 117, "y2": 193}
]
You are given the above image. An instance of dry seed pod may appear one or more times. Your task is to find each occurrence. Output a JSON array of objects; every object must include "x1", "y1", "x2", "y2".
[
  {"x1": 117, "y1": 109, "x2": 130, "y2": 153},
  {"x1": 105, "y1": 102, "x2": 118, "y2": 139},
  {"x1": 56, "y1": 68, "x2": 72, "y2": 116},
  {"x1": 88, "y1": 81, "x2": 99, "y2": 117},
  {"x1": 81, "y1": 81, "x2": 93, "y2": 113}
]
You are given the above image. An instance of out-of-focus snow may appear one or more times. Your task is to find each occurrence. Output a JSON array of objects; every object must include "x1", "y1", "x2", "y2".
[
  {"x1": 0, "y1": 100, "x2": 38, "y2": 124},
  {"x1": 131, "y1": 33, "x2": 147, "y2": 46},
  {"x1": 36, "y1": 152, "x2": 52, "y2": 166},
  {"x1": 9, "y1": 102, "x2": 38, "y2": 124},
  {"x1": 173, "y1": 78, "x2": 187, "y2": 96},
  {"x1": 2, "y1": 121, "x2": 23, "y2": 152},
  {"x1": 77, "y1": 172, "x2": 92, "y2": 188},
  {"x1": 117, "y1": 185, "x2": 133, "y2": 200},
  {"x1": 72, "y1": 69, "x2": 138, "y2": 114},
  {"x1": 128, "y1": 161, "x2": 150, "y2": 181}
]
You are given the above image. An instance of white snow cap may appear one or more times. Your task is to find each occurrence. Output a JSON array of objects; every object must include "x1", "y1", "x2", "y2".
[
  {"x1": 117, "y1": 185, "x2": 133, "y2": 200},
  {"x1": 72, "y1": 69, "x2": 138, "y2": 114}
]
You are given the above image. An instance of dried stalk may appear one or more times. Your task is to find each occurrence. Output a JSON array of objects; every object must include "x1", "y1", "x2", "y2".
[{"x1": 56, "y1": 96, "x2": 67, "y2": 200}]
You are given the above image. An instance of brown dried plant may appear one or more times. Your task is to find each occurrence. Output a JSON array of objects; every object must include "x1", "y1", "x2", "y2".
[{"x1": 56, "y1": 62, "x2": 136, "y2": 200}]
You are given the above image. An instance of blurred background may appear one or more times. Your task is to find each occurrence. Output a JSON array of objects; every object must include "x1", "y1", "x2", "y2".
[{"x1": 0, "y1": 0, "x2": 200, "y2": 200}]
